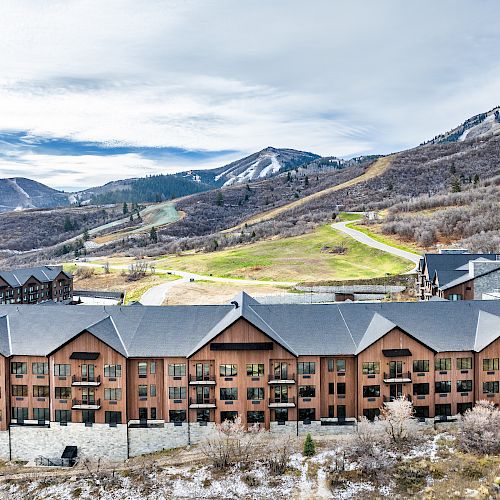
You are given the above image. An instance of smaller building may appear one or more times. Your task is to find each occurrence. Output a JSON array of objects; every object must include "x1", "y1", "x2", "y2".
[
  {"x1": 0, "y1": 266, "x2": 73, "y2": 305},
  {"x1": 417, "y1": 253, "x2": 500, "y2": 301}
]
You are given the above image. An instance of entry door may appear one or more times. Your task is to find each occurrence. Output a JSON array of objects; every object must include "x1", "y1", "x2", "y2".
[
  {"x1": 274, "y1": 385, "x2": 288, "y2": 403},
  {"x1": 273, "y1": 362, "x2": 288, "y2": 380},
  {"x1": 389, "y1": 361, "x2": 403, "y2": 378},
  {"x1": 82, "y1": 388, "x2": 95, "y2": 404},
  {"x1": 196, "y1": 363, "x2": 210, "y2": 381},
  {"x1": 82, "y1": 410, "x2": 95, "y2": 424},
  {"x1": 390, "y1": 383, "x2": 403, "y2": 400},
  {"x1": 196, "y1": 386, "x2": 210, "y2": 403},
  {"x1": 82, "y1": 364, "x2": 95, "y2": 381}
]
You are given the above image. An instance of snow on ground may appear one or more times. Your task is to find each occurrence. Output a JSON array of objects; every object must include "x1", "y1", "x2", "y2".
[{"x1": 258, "y1": 153, "x2": 281, "y2": 178}]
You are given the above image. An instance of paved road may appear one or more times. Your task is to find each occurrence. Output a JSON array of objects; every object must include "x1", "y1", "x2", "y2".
[
  {"x1": 73, "y1": 262, "x2": 297, "y2": 305},
  {"x1": 331, "y1": 221, "x2": 422, "y2": 269}
]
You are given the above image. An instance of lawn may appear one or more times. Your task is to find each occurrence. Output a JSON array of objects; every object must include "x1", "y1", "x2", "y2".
[{"x1": 157, "y1": 224, "x2": 414, "y2": 282}]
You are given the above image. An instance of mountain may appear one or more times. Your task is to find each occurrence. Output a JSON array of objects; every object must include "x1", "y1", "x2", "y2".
[
  {"x1": 425, "y1": 106, "x2": 500, "y2": 145},
  {"x1": 0, "y1": 177, "x2": 70, "y2": 213},
  {"x1": 188, "y1": 147, "x2": 321, "y2": 186}
]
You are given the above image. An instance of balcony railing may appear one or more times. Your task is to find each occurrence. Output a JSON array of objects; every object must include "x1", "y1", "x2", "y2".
[
  {"x1": 189, "y1": 374, "x2": 216, "y2": 384},
  {"x1": 189, "y1": 397, "x2": 216, "y2": 408},
  {"x1": 72, "y1": 398, "x2": 101, "y2": 409},
  {"x1": 268, "y1": 374, "x2": 296, "y2": 384},
  {"x1": 72, "y1": 375, "x2": 101, "y2": 386},
  {"x1": 383, "y1": 371, "x2": 411, "y2": 383},
  {"x1": 383, "y1": 395, "x2": 412, "y2": 403},
  {"x1": 269, "y1": 397, "x2": 296, "y2": 407}
]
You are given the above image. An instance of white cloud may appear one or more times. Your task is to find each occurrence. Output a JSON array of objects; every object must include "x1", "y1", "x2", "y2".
[{"x1": 0, "y1": 0, "x2": 499, "y2": 188}]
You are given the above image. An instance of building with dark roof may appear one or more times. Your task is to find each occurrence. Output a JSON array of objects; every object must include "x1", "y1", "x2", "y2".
[
  {"x1": 0, "y1": 293, "x2": 498, "y2": 461},
  {"x1": 0, "y1": 265, "x2": 73, "y2": 304},
  {"x1": 417, "y1": 252, "x2": 500, "y2": 300}
]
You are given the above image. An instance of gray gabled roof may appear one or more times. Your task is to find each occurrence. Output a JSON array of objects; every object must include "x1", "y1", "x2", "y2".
[
  {"x1": 0, "y1": 296, "x2": 498, "y2": 358},
  {"x1": 0, "y1": 265, "x2": 71, "y2": 288}
]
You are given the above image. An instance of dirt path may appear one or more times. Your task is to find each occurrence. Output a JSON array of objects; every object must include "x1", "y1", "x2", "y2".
[{"x1": 223, "y1": 155, "x2": 394, "y2": 233}]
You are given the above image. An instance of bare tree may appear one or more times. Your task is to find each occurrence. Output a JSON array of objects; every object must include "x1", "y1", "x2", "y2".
[
  {"x1": 103, "y1": 261, "x2": 110, "y2": 274},
  {"x1": 380, "y1": 396, "x2": 416, "y2": 444},
  {"x1": 458, "y1": 400, "x2": 500, "y2": 455}
]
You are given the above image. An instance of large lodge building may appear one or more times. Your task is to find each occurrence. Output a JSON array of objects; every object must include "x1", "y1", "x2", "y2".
[{"x1": 0, "y1": 292, "x2": 498, "y2": 461}]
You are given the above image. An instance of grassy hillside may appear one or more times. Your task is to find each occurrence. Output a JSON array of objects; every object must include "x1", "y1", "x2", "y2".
[{"x1": 157, "y1": 224, "x2": 413, "y2": 281}]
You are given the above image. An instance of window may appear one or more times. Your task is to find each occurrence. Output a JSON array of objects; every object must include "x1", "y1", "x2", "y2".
[
  {"x1": 435, "y1": 381, "x2": 451, "y2": 393},
  {"x1": 362, "y1": 385, "x2": 380, "y2": 398},
  {"x1": 104, "y1": 364, "x2": 122, "y2": 378},
  {"x1": 247, "y1": 411, "x2": 265, "y2": 423},
  {"x1": 150, "y1": 361, "x2": 156, "y2": 374},
  {"x1": 327, "y1": 359, "x2": 334, "y2": 372},
  {"x1": 246, "y1": 364, "x2": 264, "y2": 376},
  {"x1": 435, "y1": 404, "x2": 452, "y2": 417},
  {"x1": 168, "y1": 364, "x2": 186, "y2": 376},
  {"x1": 55, "y1": 387, "x2": 72, "y2": 399},
  {"x1": 33, "y1": 408, "x2": 49, "y2": 421},
  {"x1": 247, "y1": 387, "x2": 264, "y2": 400},
  {"x1": 104, "y1": 388, "x2": 122, "y2": 401},
  {"x1": 54, "y1": 364, "x2": 70, "y2": 376},
  {"x1": 336, "y1": 359, "x2": 346, "y2": 373},
  {"x1": 328, "y1": 383, "x2": 335, "y2": 395},
  {"x1": 138, "y1": 385, "x2": 148, "y2": 397},
  {"x1": 138, "y1": 408, "x2": 148, "y2": 421},
  {"x1": 448, "y1": 294, "x2": 462, "y2": 301},
  {"x1": 328, "y1": 405, "x2": 335, "y2": 418},
  {"x1": 413, "y1": 383, "x2": 430, "y2": 395},
  {"x1": 105, "y1": 411, "x2": 122, "y2": 424},
  {"x1": 138, "y1": 362, "x2": 147, "y2": 377},
  {"x1": 12, "y1": 407, "x2": 28, "y2": 421},
  {"x1": 11, "y1": 362, "x2": 27, "y2": 374},
  {"x1": 414, "y1": 406, "x2": 429, "y2": 419},
  {"x1": 220, "y1": 411, "x2": 238, "y2": 422},
  {"x1": 457, "y1": 403, "x2": 473, "y2": 414},
  {"x1": 197, "y1": 409, "x2": 210, "y2": 422},
  {"x1": 413, "y1": 360, "x2": 429, "y2": 372},
  {"x1": 457, "y1": 358, "x2": 472, "y2": 370},
  {"x1": 298, "y1": 362, "x2": 315, "y2": 375},
  {"x1": 362, "y1": 362, "x2": 380, "y2": 375},
  {"x1": 299, "y1": 385, "x2": 316, "y2": 398},
  {"x1": 299, "y1": 408, "x2": 316, "y2": 421},
  {"x1": 150, "y1": 408, "x2": 157, "y2": 420},
  {"x1": 169, "y1": 387, "x2": 187, "y2": 399},
  {"x1": 483, "y1": 358, "x2": 499, "y2": 371},
  {"x1": 220, "y1": 388, "x2": 238, "y2": 400},
  {"x1": 32, "y1": 362, "x2": 48, "y2": 375},
  {"x1": 274, "y1": 408, "x2": 288, "y2": 422},
  {"x1": 12, "y1": 385, "x2": 28, "y2": 397},
  {"x1": 337, "y1": 405, "x2": 346, "y2": 418},
  {"x1": 273, "y1": 385, "x2": 288, "y2": 402},
  {"x1": 82, "y1": 410, "x2": 95, "y2": 424},
  {"x1": 363, "y1": 408, "x2": 380, "y2": 421},
  {"x1": 55, "y1": 410, "x2": 72, "y2": 423},
  {"x1": 456, "y1": 380, "x2": 472, "y2": 392},
  {"x1": 483, "y1": 381, "x2": 499, "y2": 394},
  {"x1": 220, "y1": 364, "x2": 237, "y2": 376},
  {"x1": 33, "y1": 385, "x2": 49, "y2": 398},
  {"x1": 337, "y1": 382, "x2": 346, "y2": 395},
  {"x1": 435, "y1": 358, "x2": 451, "y2": 371},
  {"x1": 150, "y1": 385, "x2": 157, "y2": 397}
]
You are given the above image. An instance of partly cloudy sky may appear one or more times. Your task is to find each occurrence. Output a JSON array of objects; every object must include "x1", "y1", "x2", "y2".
[{"x1": 0, "y1": 0, "x2": 499, "y2": 191}]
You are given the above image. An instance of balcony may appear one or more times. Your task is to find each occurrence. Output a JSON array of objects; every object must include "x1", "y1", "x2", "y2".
[
  {"x1": 268, "y1": 374, "x2": 296, "y2": 384},
  {"x1": 72, "y1": 375, "x2": 101, "y2": 386},
  {"x1": 269, "y1": 397, "x2": 296, "y2": 408},
  {"x1": 189, "y1": 374, "x2": 216, "y2": 385},
  {"x1": 383, "y1": 395, "x2": 412, "y2": 403},
  {"x1": 383, "y1": 371, "x2": 411, "y2": 383},
  {"x1": 189, "y1": 397, "x2": 216, "y2": 409},
  {"x1": 72, "y1": 398, "x2": 101, "y2": 410}
]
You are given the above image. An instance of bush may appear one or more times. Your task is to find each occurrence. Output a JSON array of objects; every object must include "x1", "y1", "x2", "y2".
[
  {"x1": 303, "y1": 433, "x2": 315, "y2": 457},
  {"x1": 458, "y1": 401, "x2": 500, "y2": 455}
]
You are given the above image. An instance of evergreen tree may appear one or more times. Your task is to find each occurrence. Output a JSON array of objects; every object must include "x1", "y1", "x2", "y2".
[
  {"x1": 123, "y1": 202, "x2": 128, "y2": 215},
  {"x1": 451, "y1": 177, "x2": 462, "y2": 193},
  {"x1": 473, "y1": 173, "x2": 480, "y2": 186},
  {"x1": 304, "y1": 175, "x2": 309, "y2": 187},
  {"x1": 286, "y1": 171, "x2": 291, "y2": 182},
  {"x1": 215, "y1": 191, "x2": 224, "y2": 206},
  {"x1": 83, "y1": 229, "x2": 90, "y2": 241},
  {"x1": 149, "y1": 226, "x2": 158, "y2": 243},
  {"x1": 303, "y1": 433, "x2": 315, "y2": 457},
  {"x1": 63, "y1": 215, "x2": 73, "y2": 232},
  {"x1": 130, "y1": 213, "x2": 134, "y2": 222}
]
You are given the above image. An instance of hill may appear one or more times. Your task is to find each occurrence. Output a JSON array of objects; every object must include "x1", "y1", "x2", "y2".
[
  {"x1": 0, "y1": 177, "x2": 70, "y2": 213},
  {"x1": 189, "y1": 146, "x2": 321, "y2": 186}
]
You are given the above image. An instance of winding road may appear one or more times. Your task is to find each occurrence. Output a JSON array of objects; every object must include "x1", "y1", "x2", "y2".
[{"x1": 331, "y1": 220, "x2": 422, "y2": 268}]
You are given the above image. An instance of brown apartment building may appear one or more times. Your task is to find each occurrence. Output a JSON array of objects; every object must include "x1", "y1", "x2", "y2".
[
  {"x1": 0, "y1": 293, "x2": 498, "y2": 462},
  {"x1": 0, "y1": 265, "x2": 73, "y2": 304},
  {"x1": 417, "y1": 252, "x2": 500, "y2": 300}
]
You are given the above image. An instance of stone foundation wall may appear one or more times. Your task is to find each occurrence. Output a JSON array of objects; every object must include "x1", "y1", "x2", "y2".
[
  {"x1": 128, "y1": 424, "x2": 188, "y2": 457},
  {"x1": 0, "y1": 431, "x2": 10, "y2": 460},
  {"x1": 10, "y1": 423, "x2": 128, "y2": 462}
]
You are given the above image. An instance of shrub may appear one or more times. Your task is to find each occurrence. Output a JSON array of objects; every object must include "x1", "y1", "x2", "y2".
[
  {"x1": 380, "y1": 396, "x2": 417, "y2": 444},
  {"x1": 458, "y1": 401, "x2": 500, "y2": 455},
  {"x1": 303, "y1": 433, "x2": 315, "y2": 457}
]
